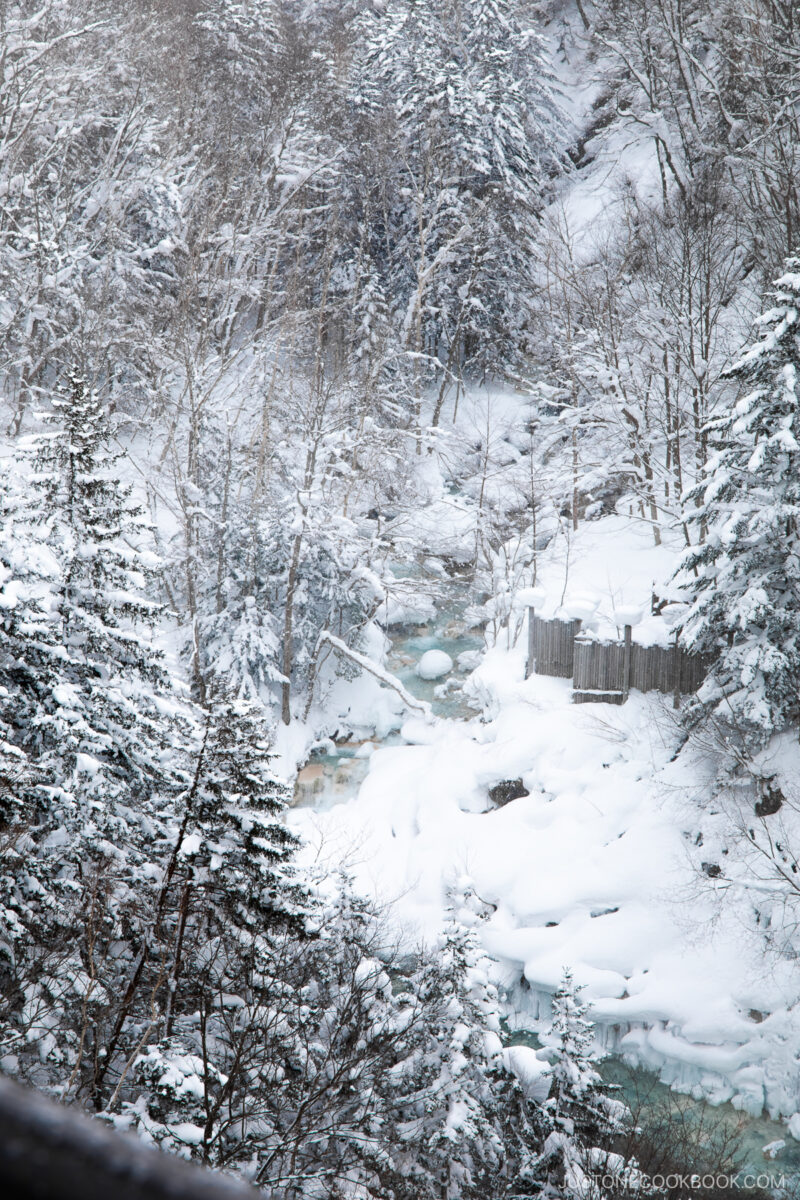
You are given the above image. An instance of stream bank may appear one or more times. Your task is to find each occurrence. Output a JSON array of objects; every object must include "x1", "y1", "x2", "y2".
[
  {"x1": 294, "y1": 574, "x2": 485, "y2": 808},
  {"x1": 290, "y1": 570, "x2": 800, "y2": 1184}
]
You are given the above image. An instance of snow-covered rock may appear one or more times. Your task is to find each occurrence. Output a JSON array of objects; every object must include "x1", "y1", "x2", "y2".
[
  {"x1": 457, "y1": 649, "x2": 482, "y2": 671},
  {"x1": 417, "y1": 650, "x2": 453, "y2": 680}
]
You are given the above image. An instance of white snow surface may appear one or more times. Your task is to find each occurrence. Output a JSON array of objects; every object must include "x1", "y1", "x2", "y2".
[
  {"x1": 417, "y1": 650, "x2": 454, "y2": 680},
  {"x1": 525, "y1": 514, "x2": 683, "y2": 646},
  {"x1": 290, "y1": 515, "x2": 800, "y2": 1123}
]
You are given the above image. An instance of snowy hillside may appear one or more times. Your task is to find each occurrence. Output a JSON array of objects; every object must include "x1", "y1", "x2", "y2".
[{"x1": 5, "y1": 0, "x2": 800, "y2": 1194}]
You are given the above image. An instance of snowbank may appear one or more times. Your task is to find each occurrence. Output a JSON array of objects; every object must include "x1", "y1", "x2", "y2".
[
  {"x1": 289, "y1": 514, "x2": 800, "y2": 1124},
  {"x1": 522, "y1": 514, "x2": 683, "y2": 646}
]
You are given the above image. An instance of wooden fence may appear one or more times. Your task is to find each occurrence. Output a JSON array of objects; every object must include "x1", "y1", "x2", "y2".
[
  {"x1": 526, "y1": 614, "x2": 583, "y2": 679},
  {"x1": 525, "y1": 611, "x2": 706, "y2": 705},
  {"x1": 572, "y1": 635, "x2": 627, "y2": 704}
]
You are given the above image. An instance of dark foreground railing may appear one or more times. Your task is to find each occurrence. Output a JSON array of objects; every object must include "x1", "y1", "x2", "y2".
[{"x1": 0, "y1": 1075, "x2": 258, "y2": 1200}]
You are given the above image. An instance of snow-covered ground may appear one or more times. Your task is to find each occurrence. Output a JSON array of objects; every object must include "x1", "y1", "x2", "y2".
[{"x1": 289, "y1": 513, "x2": 800, "y2": 1131}]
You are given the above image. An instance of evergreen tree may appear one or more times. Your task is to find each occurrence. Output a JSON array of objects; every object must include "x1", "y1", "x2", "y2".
[
  {"x1": 25, "y1": 370, "x2": 176, "y2": 795},
  {"x1": 0, "y1": 483, "x2": 59, "y2": 1056},
  {"x1": 118, "y1": 698, "x2": 309, "y2": 1161},
  {"x1": 347, "y1": 0, "x2": 563, "y2": 383},
  {"x1": 678, "y1": 257, "x2": 800, "y2": 739},
  {"x1": 0, "y1": 375, "x2": 188, "y2": 1091},
  {"x1": 397, "y1": 881, "x2": 547, "y2": 1198},
  {"x1": 0, "y1": 464, "x2": 63, "y2": 775},
  {"x1": 539, "y1": 968, "x2": 623, "y2": 1198},
  {"x1": 175, "y1": 700, "x2": 306, "y2": 934},
  {"x1": 119, "y1": 868, "x2": 552, "y2": 1198},
  {"x1": 194, "y1": 484, "x2": 285, "y2": 705},
  {"x1": 451, "y1": 0, "x2": 563, "y2": 372}
]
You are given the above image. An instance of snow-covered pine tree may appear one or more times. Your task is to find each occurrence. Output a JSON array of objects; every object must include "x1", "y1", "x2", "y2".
[
  {"x1": 0, "y1": 479, "x2": 61, "y2": 1061},
  {"x1": 25, "y1": 369, "x2": 177, "y2": 795},
  {"x1": 349, "y1": 0, "x2": 563, "y2": 383},
  {"x1": 382, "y1": 880, "x2": 547, "y2": 1199},
  {"x1": 245, "y1": 877, "x2": 548, "y2": 1199},
  {"x1": 194, "y1": 478, "x2": 285, "y2": 705},
  {"x1": 0, "y1": 462, "x2": 62, "y2": 771},
  {"x1": 118, "y1": 863, "x2": 552, "y2": 1196},
  {"x1": 0, "y1": 374, "x2": 189, "y2": 1094},
  {"x1": 539, "y1": 968, "x2": 622, "y2": 1198},
  {"x1": 177, "y1": 699, "x2": 305, "y2": 934},
  {"x1": 116, "y1": 697, "x2": 307, "y2": 1160},
  {"x1": 451, "y1": 0, "x2": 563, "y2": 373},
  {"x1": 122, "y1": 870, "x2": 408, "y2": 1182},
  {"x1": 678, "y1": 257, "x2": 800, "y2": 740}
]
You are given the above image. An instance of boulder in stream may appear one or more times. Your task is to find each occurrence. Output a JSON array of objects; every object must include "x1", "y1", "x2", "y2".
[
  {"x1": 755, "y1": 776, "x2": 784, "y2": 817},
  {"x1": 417, "y1": 649, "x2": 453, "y2": 680}
]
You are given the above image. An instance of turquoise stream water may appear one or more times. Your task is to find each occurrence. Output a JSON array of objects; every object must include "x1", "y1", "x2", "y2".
[
  {"x1": 504, "y1": 1025, "x2": 799, "y2": 1180},
  {"x1": 293, "y1": 577, "x2": 484, "y2": 808}
]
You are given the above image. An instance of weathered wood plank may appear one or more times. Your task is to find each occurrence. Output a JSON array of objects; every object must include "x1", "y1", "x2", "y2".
[
  {"x1": 573, "y1": 689, "x2": 624, "y2": 705},
  {"x1": 532, "y1": 615, "x2": 582, "y2": 678}
]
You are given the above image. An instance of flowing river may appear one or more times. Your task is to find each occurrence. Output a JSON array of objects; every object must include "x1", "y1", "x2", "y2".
[{"x1": 292, "y1": 576, "x2": 800, "y2": 1183}]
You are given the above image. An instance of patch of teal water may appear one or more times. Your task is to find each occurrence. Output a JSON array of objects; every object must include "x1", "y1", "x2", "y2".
[
  {"x1": 502, "y1": 1025, "x2": 799, "y2": 1181},
  {"x1": 385, "y1": 587, "x2": 486, "y2": 718},
  {"x1": 293, "y1": 574, "x2": 484, "y2": 805},
  {"x1": 293, "y1": 734, "x2": 407, "y2": 811},
  {"x1": 602, "y1": 1060, "x2": 800, "y2": 1180},
  {"x1": 387, "y1": 628, "x2": 484, "y2": 719}
]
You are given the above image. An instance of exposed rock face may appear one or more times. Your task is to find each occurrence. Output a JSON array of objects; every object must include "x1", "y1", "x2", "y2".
[
  {"x1": 488, "y1": 778, "x2": 530, "y2": 807},
  {"x1": 755, "y1": 778, "x2": 784, "y2": 818}
]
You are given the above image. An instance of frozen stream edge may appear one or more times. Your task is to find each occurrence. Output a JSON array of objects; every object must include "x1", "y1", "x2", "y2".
[{"x1": 289, "y1": 574, "x2": 800, "y2": 1181}]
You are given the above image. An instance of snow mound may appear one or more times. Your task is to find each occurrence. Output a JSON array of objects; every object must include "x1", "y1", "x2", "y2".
[{"x1": 417, "y1": 650, "x2": 453, "y2": 680}]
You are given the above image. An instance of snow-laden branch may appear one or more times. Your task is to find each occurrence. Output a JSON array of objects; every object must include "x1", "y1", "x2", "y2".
[{"x1": 317, "y1": 631, "x2": 432, "y2": 720}]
